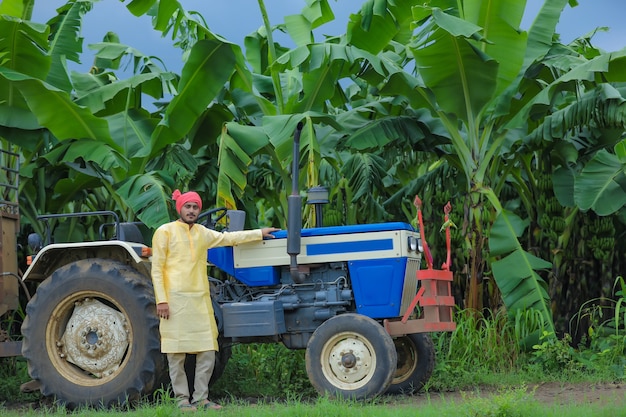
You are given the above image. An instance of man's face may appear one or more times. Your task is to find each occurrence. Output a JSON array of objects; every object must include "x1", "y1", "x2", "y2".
[{"x1": 179, "y1": 202, "x2": 201, "y2": 224}]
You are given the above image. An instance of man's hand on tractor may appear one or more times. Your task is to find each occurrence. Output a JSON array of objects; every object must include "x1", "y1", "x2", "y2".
[{"x1": 262, "y1": 227, "x2": 280, "y2": 238}]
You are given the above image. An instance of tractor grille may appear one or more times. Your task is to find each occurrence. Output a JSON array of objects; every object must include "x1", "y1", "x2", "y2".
[{"x1": 399, "y1": 258, "x2": 421, "y2": 316}]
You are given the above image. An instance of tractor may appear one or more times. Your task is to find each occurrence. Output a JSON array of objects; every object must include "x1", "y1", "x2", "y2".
[{"x1": 0, "y1": 128, "x2": 456, "y2": 407}]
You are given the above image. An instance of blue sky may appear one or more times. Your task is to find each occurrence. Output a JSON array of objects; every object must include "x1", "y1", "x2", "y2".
[{"x1": 32, "y1": 0, "x2": 626, "y2": 74}]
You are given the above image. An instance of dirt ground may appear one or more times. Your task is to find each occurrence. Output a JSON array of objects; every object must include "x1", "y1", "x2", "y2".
[{"x1": 401, "y1": 381, "x2": 626, "y2": 407}]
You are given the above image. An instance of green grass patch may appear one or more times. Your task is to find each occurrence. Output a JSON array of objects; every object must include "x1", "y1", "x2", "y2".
[
  {"x1": 2, "y1": 305, "x2": 626, "y2": 414},
  {"x1": 2, "y1": 389, "x2": 625, "y2": 417},
  {"x1": 211, "y1": 343, "x2": 316, "y2": 398},
  {"x1": 0, "y1": 357, "x2": 40, "y2": 406}
]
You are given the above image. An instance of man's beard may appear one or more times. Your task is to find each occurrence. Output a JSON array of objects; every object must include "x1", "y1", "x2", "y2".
[{"x1": 182, "y1": 215, "x2": 197, "y2": 225}]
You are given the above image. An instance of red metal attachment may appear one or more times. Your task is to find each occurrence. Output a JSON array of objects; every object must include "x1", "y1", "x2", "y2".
[
  {"x1": 413, "y1": 195, "x2": 433, "y2": 269},
  {"x1": 385, "y1": 197, "x2": 456, "y2": 335},
  {"x1": 442, "y1": 201, "x2": 452, "y2": 271}
]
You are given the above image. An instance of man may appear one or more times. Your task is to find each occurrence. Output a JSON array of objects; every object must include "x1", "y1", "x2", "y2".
[{"x1": 151, "y1": 189, "x2": 279, "y2": 411}]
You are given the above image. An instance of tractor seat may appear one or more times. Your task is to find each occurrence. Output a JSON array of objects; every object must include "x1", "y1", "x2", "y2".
[{"x1": 117, "y1": 223, "x2": 145, "y2": 244}]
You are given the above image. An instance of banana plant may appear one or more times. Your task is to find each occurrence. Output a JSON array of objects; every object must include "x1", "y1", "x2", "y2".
[
  {"x1": 325, "y1": 0, "x2": 595, "y2": 338},
  {"x1": 213, "y1": 0, "x2": 447, "y2": 227},
  {"x1": 212, "y1": 0, "x2": 361, "y2": 225},
  {"x1": 344, "y1": 0, "x2": 626, "y2": 339},
  {"x1": 518, "y1": 76, "x2": 626, "y2": 217},
  {"x1": 496, "y1": 32, "x2": 626, "y2": 330},
  {"x1": 0, "y1": 0, "x2": 243, "y2": 230}
]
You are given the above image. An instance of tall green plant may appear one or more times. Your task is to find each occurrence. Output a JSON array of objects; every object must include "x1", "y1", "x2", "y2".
[
  {"x1": 333, "y1": 0, "x2": 564, "y2": 332},
  {"x1": 0, "y1": 0, "x2": 244, "y2": 230},
  {"x1": 331, "y1": 0, "x2": 625, "y2": 338}
]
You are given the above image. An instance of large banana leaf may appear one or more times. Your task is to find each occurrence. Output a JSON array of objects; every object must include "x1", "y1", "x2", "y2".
[
  {"x1": 126, "y1": 0, "x2": 157, "y2": 16},
  {"x1": 574, "y1": 149, "x2": 626, "y2": 216},
  {"x1": 348, "y1": 0, "x2": 415, "y2": 54},
  {"x1": 46, "y1": 0, "x2": 92, "y2": 92},
  {"x1": 43, "y1": 138, "x2": 127, "y2": 172},
  {"x1": 410, "y1": 11, "x2": 498, "y2": 123},
  {"x1": 524, "y1": 0, "x2": 571, "y2": 65},
  {"x1": 489, "y1": 209, "x2": 554, "y2": 343},
  {"x1": 216, "y1": 113, "x2": 341, "y2": 209},
  {"x1": 151, "y1": 39, "x2": 237, "y2": 153},
  {"x1": 225, "y1": 123, "x2": 271, "y2": 156},
  {"x1": 492, "y1": 0, "x2": 569, "y2": 116},
  {"x1": 0, "y1": 68, "x2": 119, "y2": 150},
  {"x1": 284, "y1": 0, "x2": 334, "y2": 47},
  {"x1": 263, "y1": 113, "x2": 341, "y2": 161},
  {"x1": 521, "y1": 74, "x2": 626, "y2": 218},
  {"x1": 507, "y1": 51, "x2": 626, "y2": 130},
  {"x1": 298, "y1": 61, "x2": 342, "y2": 112},
  {"x1": 106, "y1": 110, "x2": 159, "y2": 160},
  {"x1": 343, "y1": 110, "x2": 452, "y2": 151},
  {"x1": 0, "y1": 0, "x2": 31, "y2": 18},
  {"x1": 74, "y1": 71, "x2": 168, "y2": 114},
  {"x1": 115, "y1": 171, "x2": 175, "y2": 228},
  {"x1": 464, "y1": 0, "x2": 527, "y2": 95},
  {"x1": 377, "y1": 70, "x2": 432, "y2": 110},
  {"x1": 231, "y1": 62, "x2": 277, "y2": 117},
  {"x1": 216, "y1": 127, "x2": 255, "y2": 209},
  {"x1": 273, "y1": 43, "x2": 388, "y2": 113},
  {"x1": 0, "y1": 15, "x2": 50, "y2": 117},
  {"x1": 527, "y1": 84, "x2": 626, "y2": 144}
]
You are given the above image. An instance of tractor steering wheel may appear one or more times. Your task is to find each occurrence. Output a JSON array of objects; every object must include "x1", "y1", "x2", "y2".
[{"x1": 198, "y1": 207, "x2": 228, "y2": 230}]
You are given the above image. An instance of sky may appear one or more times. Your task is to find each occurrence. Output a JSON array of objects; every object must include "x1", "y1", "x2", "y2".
[{"x1": 30, "y1": 0, "x2": 626, "y2": 75}]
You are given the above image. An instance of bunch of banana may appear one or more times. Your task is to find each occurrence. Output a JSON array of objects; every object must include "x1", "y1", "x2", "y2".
[{"x1": 323, "y1": 209, "x2": 343, "y2": 227}]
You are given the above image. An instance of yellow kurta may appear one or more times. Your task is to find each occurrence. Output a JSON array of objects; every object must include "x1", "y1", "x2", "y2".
[{"x1": 151, "y1": 221, "x2": 262, "y2": 353}]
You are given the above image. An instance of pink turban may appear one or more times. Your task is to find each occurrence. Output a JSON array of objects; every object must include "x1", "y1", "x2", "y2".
[{"x1": 172, "y1": 189, "x2": 202, "y2": 214}]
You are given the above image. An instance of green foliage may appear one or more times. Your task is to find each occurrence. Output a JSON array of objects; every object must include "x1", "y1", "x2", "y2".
[
  {"x1": 1, "y1": 393, "x2": 624, "y2": 417},
  {"x1": 207, "y1": 307, "x2": 625, "y2": 399},
  {"x1": 0, "y1": 358, "x2": 39, "y2": 405},
  {"x1": 211, "y1": 343, "x2": 316, "y2": 398},
  {"x1": 562, "y1": 276, "x2": 626, "y2": 378},
  {"x1": 203, "y1": 305, "x2": 626, "y2": 399},
  {"x1": 430, "y1": 308, "x2": 533, "y2": 390},
  {"x1": 3, "y1": 305, "x2": 626, "y2": 413},
  {"x1": 462, "y1": 385, "x2": 536, "y2": 417},
  {"x1": 489, "y1": 210, "x2": 554, "y2": 343},
  {"x1": 529, "y1": 332, "x2": 581, "y2": 375},
  {"x1": 521, "y1": 275, "x2": 626, "y2": 380},
  {"x1": 441, "y1": 309, "x2": 523, "y2": 370},
  {"x1": 2, "y1": 0, "x2": 625, "y2": 333}
]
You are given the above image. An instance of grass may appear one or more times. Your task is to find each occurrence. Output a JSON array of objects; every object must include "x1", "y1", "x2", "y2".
[
  {"x1": 2, "y1": 305, "x2": 626, "y2": 416},
  {"x1": 3, "y1": 388, "x2": 625, "y2": 417},
  {"x1": 0, "y1": 357, "x2": 40, "y2": 405}
]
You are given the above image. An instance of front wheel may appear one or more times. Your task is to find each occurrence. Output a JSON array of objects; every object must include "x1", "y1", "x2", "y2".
[
  {"x1": 21, "y1": 259, "x2": 167, "y2": 408},
  {"x1": 305, "y1": 314, "x2": 396, "y2": 400},
  {"x1": 387, "y1": 333, "x2": 435, "y2": 394}
]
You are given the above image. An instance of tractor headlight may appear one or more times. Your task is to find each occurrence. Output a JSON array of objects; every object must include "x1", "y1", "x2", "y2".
[{"x1": 408, "y1": 236, "x2": 418, "y2": 252}]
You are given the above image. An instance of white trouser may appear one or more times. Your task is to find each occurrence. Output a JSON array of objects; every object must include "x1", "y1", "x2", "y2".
[{"x1": 167, "y1": 351, "x2": 216, "y2": 405}]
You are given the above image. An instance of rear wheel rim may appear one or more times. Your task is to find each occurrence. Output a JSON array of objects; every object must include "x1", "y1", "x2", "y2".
[
  {"x1": 46, "y1": 290, "x2": 132, "y2": 386},
  {"x1": 392, "y1": 336, "x2": 418, "y2": 385}
]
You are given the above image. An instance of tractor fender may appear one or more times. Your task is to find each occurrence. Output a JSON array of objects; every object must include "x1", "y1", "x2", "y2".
[{"x1": 22, "y1": 241, "x2": 151, "y2": 283}]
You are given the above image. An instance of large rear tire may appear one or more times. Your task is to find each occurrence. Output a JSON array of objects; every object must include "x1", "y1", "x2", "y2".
[
  {"x1": 305, "y1": 314, "x2": 396, "y2": 400},
  {"x1": 386, "y1": 333, "x2": 435, "y2": 394},
  {"x1": 21, "y1": 259, "x2": 167, "y2": 408}
]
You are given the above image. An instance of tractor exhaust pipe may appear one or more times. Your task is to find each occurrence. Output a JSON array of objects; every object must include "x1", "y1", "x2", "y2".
[{"x1": 287, "y1": 122, "x2": 305, "y2": 284}]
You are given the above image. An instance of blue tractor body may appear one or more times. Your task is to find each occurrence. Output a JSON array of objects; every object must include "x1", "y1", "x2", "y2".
[{"x1": 207, "y1": 221, "x2": 422, "y2": 345}]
